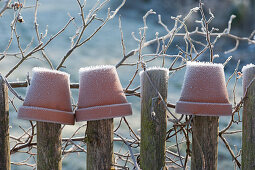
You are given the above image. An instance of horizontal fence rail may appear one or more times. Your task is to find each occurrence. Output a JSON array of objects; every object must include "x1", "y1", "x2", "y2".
[{"x1": 8, "y1": 81, "x2": 176, "y2": 108}]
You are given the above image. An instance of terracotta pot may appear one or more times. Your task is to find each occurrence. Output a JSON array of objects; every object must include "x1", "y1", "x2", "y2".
[
  {"x1": 175, "y1": 61, "x2": 232, "y2": 116},
  {"x1": 75, "y1": 65, "x2": 132, "y2": 121},
  {"x1": 18, "y1": 68, "x2": 74, "y2": 125},
  {"x1": 242, "y1": 64, "x2": 255, "y2": 95}
]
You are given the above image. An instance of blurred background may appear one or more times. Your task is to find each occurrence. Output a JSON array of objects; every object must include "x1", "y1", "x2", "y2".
[
  {"x1": 127, "y1": 0, "x2": 255, "y2": 33},
  {"x1": 0, "y1": 0, "x2": 254, "y2": 169}
]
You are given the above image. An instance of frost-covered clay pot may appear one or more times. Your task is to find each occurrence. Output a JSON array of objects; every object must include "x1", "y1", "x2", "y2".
[
  {"x1": 175, "y1": 61, "x2": 232, "y2": 116},
  {"x1": 242, "y1": 64, "x2": 255, "y2": 96},
  {"x1": 75, "y1": 65, "x2": 132, "y2": 121},
  {"x1": 18, "y1": 68, "x2": 74, "y2": 125}
]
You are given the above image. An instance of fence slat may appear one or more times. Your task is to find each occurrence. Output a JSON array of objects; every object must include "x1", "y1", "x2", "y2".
[
  {"x1": 0, "y1": 75, "x2": 10, "y2": 170},
  {"x1": 140, "y1": 69, "x2": 168, "y2": 170},
  {"x1": 37, "y1": 122, "x2": 62, "y2": 170},
  {"x1": 242, "y1": 68, "x2": 255, "y2": 169},
  {"x1": 86, "y1": 119, "x2": 114, "y2": 170},
  {"x1": 191, "y1": 116, "x2": 219, "y2": 170}
]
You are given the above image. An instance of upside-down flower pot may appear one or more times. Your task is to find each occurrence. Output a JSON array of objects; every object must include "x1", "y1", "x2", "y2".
[
  {"x1": 75, "y1": 65, "x2": 132, "y2": 121},
  {"x1": 175, "y1": 61, "x2": 232, "y2": 116},
  {"x1": 18, "y1": 68, "x2": 74, "y2": 125}
]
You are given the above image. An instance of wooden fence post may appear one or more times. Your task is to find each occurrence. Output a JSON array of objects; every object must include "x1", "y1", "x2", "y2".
[
  {"x1": 37, "y1": 122, "x2": 62, "y2": 170},
  {"x1": 0, "y1": 75, "x2": 10, "y2": 170},
  {"x1": 242, "y1": 66, "x2": 255, "y2": 169},
  {"x1": 191, "y1": 116, "x2": 219, "y2": 170},
  {"x1": 86, "y1": 119, "x2": 114, "y2": 170},
  {"x1": 140, "y1": 68, "x2": 169, "y2": 170}
]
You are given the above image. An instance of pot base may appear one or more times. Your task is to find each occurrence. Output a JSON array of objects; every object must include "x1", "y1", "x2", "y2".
[
  {"x1": 75, "y1": 103, "x2": 132, "y2": 121},
  {"x1": 18, "y1": 106, "x2": 75, "y2": 125},
  {"x1": 176, "y1": 101, "x2": 232, "y2": 116}
]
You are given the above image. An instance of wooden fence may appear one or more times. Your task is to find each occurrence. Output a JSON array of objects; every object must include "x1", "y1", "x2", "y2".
[{"x1": 0, "y1": 68, "x2": 254, "y2": 170}]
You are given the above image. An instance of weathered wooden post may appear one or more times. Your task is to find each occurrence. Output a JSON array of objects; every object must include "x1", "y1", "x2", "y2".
[
  {"x1": 191, "y1": 116, "x2": 219, "y2": 170},
  {"x1": 242, "y1": 64, "x2": 255, "y2": 169},
  {"x1": 0, "y1": 75, "x2": 10, "y2": 170},
  {"x1": 37, "y1": 122, "x2": 62, "y2": 170},
  {"x1": 86, "y1": 119, "x2": 114, "y2": 170},
  {"x1": 140, "y1": 68, "x2": 169, "y2": 170}
]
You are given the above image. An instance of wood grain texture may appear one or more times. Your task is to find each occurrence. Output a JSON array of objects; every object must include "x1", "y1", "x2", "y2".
[
  {"x1": 86, "y1": 119, "x2": 114, "y2": 170},
  {"x1": 0, "y1": 75, "x2": 10, "y2": 170},
  {"x1": 37, "y1": 122, "x2": 62, "y2": 170},
  {"x1": 140, "y1": 69, "x2": 168, "y2": 170},
  {"x1": 242, "y1": 79, "x2": 255, "y2": 169},
  {"x1": 191, "y1": 116, "x2": 219, "y2": 170}
]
